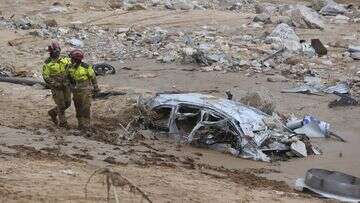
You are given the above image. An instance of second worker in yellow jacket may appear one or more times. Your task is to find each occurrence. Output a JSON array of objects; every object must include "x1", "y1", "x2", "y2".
[{"x1": 67, "y1": 49, "x2": 99, "y2": 131}]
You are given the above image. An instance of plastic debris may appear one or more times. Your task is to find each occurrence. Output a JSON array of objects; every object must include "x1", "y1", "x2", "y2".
[
  {"x1": 138, "y1": 93, "x2": 326, "y2": 161},
  {"x1": 287, "y1": 115, "x2": 330, "y2": 138},
  {"x1": 295, "y1": 169, "x2": 360, "y2": 202}
]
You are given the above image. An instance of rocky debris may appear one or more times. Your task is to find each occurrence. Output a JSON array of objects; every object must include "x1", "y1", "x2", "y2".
[
  {"x1": 311, "y1": 0, "x2": 334, "y2": 11},
  {"x1": 255, "y1": 3, "x2": 277, "y2": 14},
  {"x1": 226, "y1": 0, "x2": 257, "y2": 11},
  {"x1": 104, "y1": 156, "x2": 129, "y2": 165},
  {"x1": 164, "y1": 0, "x2": 198, "y2": 10},
  {"x1": 253, "y1": 13, "x2": 271, "y2": 24},
  {"x1": 301, "y1": 41, "x2": 316, "y2": 58},
  {"x1": 348, "y1": 45, "x2": 360, "y2": 60},
  {"x1": 14, "y1": 17, "x2": 32, "y2": 30},
  {"x1": 266, "y1": 23, "x2": 301, "y2": 52},
  {"x1": 289, "y1": 5, "x2": 325, "y2": 29},
  {"x1": 47, "y1": 6, "x2": 68, "y2": 14},
  {"x1": 275, "y1": 16, "x2": 293, "y2": 26},
  {"x1": 123, "y1": 0, "x2": 147, "y2": 11},
  {"x1": 108, "y1": 0, "x2": 123, "y2": 9},
  {"x1": 320, "y1": 1, "x2": 347, "y2": 16},
  {"x1": 239, "y1": 89, "x2": 276, "y2": 114},
  {"x1": 66, "y1": 38, "x2": 84, "y2": 48},
  {"x1": 44, "y1": 19, "x2": 58, "y2": 27},
  {"x1": 0, "y1": 63, "x2": 15, "y2": 77},
  {"x1": 332, "y1": 14, "x2": 350, "y2": 24}
]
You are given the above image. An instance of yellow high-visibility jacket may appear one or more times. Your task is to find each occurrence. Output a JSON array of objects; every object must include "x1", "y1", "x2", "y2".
[
  {"x1": 42, "y1": 57, "x2": 71, "y2": 80},
  {"x1": 67, "y1": 62, "x2": 97, "y2": 90}
]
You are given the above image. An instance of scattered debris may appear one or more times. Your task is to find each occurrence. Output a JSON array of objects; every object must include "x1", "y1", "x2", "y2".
[
  {"x1": 139, "y1": 93, "x2": 326, "y2": 162},
  {"x1": 328, "y1": 92, "x2": 359, "y2": 108},
  {"x1": 286, "y1": 115, "x2": 346, "y2": 142},
  {"x1": 130, "y1": 73, "x2": 158, "y2": 79},
  {"x1": 93, "y1": 63, "x2": 116, "y2": 76},
  {"x1": 282, "y1": 76, "x2": 350, "y2": 95},
  {"x1": 66, "y1": 38, "x2": 84, "y2": 48},
  {"x1": 289, "y1": 116, "x2": 330, "y2": 138},
  {"x1": 295, "y1": 169, "x2": 360, "y2": 202},
  {"x1": 61, "y1": 169, "x2": 78, "y2": 177},
  {"x1": 348, "y1": 45, "x2": 360, "y2": 60},
  {"x1": 48, "y1": 6, "x2": 68, "y2": 14},
  {"x1": 290, "y1": 140, "x2": 307, "y2": 157}
]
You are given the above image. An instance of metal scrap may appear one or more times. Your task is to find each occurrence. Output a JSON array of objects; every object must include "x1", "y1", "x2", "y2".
[
  {"x1": 295, "y1": 169, "x2": 360, "y2": 202},
  {"x1": 138, "y1": 93, "x2": 327, "y2": 162}
]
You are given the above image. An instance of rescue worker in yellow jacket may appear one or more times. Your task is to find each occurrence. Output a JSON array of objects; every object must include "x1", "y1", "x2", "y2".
[
  {"x1": 67, "y1": 50, "x2": 99, "y2": 131},
  {"x1": 42, "y1": 42, "x2": 71, "y2": 127}
]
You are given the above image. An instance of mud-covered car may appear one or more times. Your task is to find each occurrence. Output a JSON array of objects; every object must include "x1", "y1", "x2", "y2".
[{"x1": 138, "y1": 93, "x2": 323, "y2": 162}]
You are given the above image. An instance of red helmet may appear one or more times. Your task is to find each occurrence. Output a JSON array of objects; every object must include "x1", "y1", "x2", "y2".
[
  {"x1": 69, "y1": 49, "x2": 84, "y2": 61},
  {"x1": 48, "y1": 42, "x2": 61, "y2": 53}
]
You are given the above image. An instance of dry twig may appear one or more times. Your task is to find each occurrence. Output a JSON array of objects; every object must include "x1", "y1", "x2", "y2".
[{"x1": 85, "y1": 167, "x2": 152, "y2": 203}]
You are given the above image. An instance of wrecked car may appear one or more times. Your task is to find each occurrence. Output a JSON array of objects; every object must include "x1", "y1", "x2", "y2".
[{"x1": 138, "y1": 93, "x2": 323, "y2": 162}]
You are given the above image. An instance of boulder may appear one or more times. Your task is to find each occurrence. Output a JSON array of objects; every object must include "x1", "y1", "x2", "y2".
[
  {"x1": 267, "y1": 23, "x2": 301, "y2": 52},
  {"x1": 290, "y1": 5, "x2": 324, "y2": 29},
  {"x1": 276, "y1": 16, "x2": 293, "y2": 26},
  {"x1": 320, "y1": 1, "x2": 346, "y2": 16},
  {"x1": 311, "y1": 0, "x2": 334, "y2": 11},
  {"x1": 253, "y1": 13, "x2": 271, "y2": 24}
]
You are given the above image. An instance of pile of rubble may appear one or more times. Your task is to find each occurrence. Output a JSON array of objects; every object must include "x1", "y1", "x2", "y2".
[
  {"x1": 0, "y1": 0, "x2": 358, "y2": 78},
  {"x1": 108, "y1": 0, "x2": 259, "y2": 11}
]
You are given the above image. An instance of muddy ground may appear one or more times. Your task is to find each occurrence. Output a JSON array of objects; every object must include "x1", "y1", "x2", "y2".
[{"x1": 1, "y1": 0, "x2": 360, "y2": 202}]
